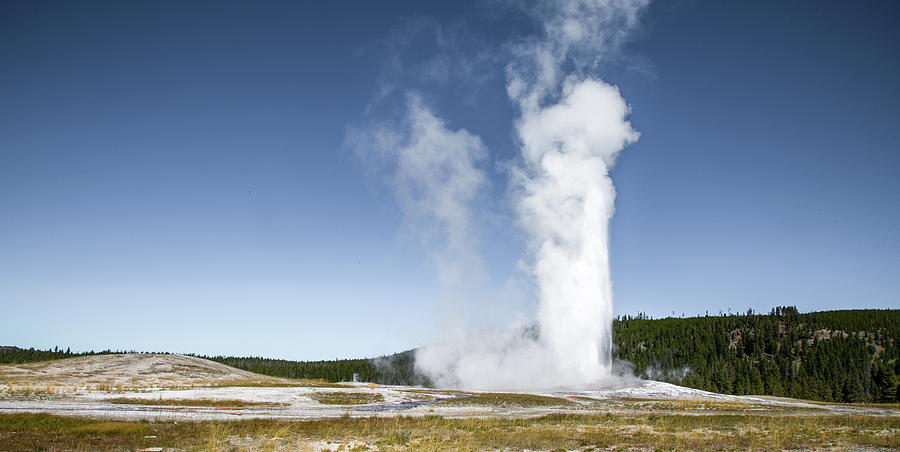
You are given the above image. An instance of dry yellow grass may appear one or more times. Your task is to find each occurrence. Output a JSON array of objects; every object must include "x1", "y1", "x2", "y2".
[
  {"x1": 2, "y1": 411, "x2": 897, "y2": 451},
  {"x1": 435, "y1": 392, "x2": 574, "y2": 408},
  {"x1": 310, "y1": 392, "x2": 385, "y2": 405}
]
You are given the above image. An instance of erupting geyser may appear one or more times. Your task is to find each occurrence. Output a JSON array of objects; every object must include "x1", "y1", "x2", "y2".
[
  {"x1": 514, "y1": 78, "x2": 638, "y2": 385},
  {"x1": 352, "y1": 0, "x2": 648, "y2": 390}
]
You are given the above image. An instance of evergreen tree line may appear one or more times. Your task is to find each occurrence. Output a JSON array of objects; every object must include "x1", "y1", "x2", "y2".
[
  {"x1": 614, "y1": 308, "x2": 899, "y2": 403},
  {"x1": 0, "y1": 346, "x2": 152, "y2": 364},
  {"x1": 198, "y1": 350, "x2": 429, "y2": 386}
]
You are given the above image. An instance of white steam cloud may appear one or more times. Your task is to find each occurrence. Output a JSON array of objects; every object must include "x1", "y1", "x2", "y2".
[
  {"x1": 514, "y1": 78, "x2": 639, "y2": 386},
  {"x1": 354, "y1": 0, "x2": 647, "y2": 390}
]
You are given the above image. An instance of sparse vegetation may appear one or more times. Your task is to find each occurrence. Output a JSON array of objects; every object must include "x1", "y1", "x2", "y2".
[
  {"x1": 210, "y1": 378, "x2": 351, "y2": 389},
  {"x1": 612, "y1": 397, "x2": 827, "y2": 414},
  {"x1": 311, "y1": 392, "x2": 385, "y2": 405},
  {"x1": 436, "y1": 392, "x2": 573, "y2": 408}
]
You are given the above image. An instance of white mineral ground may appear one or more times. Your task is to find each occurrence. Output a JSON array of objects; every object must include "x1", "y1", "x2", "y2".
[{"x1": 1, "y1": 354, "x2": 896, "y2": 421}]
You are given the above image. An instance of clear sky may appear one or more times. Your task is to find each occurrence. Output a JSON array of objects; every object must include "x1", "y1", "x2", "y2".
[{"x1": 2, "y1": 1, "x2": 898, "y2": 361}]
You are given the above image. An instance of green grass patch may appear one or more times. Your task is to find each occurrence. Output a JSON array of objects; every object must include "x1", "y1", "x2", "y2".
[
  {"x1": 68, "y1": 422, "x2": 149, "y2": 435},
  {"x1": 311, "y1": 392, "x2": 385, "y2": 405},
  {"x1": 804, "y1": 399, "x2": 900, "y2": 409}
]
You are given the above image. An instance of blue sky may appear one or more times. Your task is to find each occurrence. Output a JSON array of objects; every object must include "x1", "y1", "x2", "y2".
[{"x1": 1, "y1": 1, "x2": 897, "y2": 361}]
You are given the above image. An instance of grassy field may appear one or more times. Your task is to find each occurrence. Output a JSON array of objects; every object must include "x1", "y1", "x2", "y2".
[{"x1": 1, "y1": 412, "x2": 897, "y2": 451}]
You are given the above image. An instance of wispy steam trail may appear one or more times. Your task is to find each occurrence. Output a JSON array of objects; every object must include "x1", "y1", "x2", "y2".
[
  {"x1": 347, "y1": 93, "x2": 488, "y2": 324},
  {"x1": 507, "y1": 0, "x2": 647, "y2": 112}
]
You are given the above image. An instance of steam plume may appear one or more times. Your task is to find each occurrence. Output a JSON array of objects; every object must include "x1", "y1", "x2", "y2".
[
  {"x1": 514, "y1": 77, "x2": 638, "y2": 386},
  {"x1": 507, "y1": 0, "x2": 644, "y2": 388},
  {"x1": 355, "y1": 0, "x2": 647, "y2": 390}
]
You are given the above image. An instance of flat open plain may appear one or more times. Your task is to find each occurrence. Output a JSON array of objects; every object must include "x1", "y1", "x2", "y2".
[{"x1": 1, "y1": 354, "x2": 897, "y2": 451}]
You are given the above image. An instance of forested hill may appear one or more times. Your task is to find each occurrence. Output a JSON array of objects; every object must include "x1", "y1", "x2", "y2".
[{"x1": 615, "y1": 308, "x2": 899, "y2": 403}]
